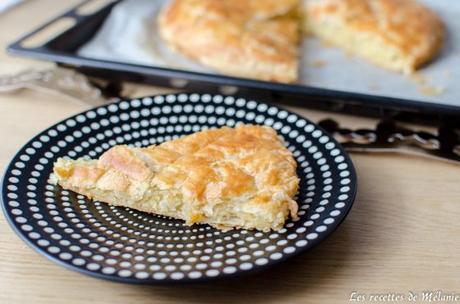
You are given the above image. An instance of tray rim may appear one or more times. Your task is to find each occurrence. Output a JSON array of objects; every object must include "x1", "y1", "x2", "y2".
[{"x1": 6, "y1": 0, "x2": 460, "y2": 122}]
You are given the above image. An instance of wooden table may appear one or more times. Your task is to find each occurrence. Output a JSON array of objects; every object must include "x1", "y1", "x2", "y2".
[{"x1": 1, "y1": 1, "x2": 459, "y2": 303}]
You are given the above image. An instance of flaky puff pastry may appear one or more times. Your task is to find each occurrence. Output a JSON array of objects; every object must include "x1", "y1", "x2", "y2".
[
  {"x1": 158, "y1": 0, "x2": 300, "y2": 83},
  {"x1": 52, "y1": 125, "x2": 299, "y2": 232},
  {"x1": 303, "y1": 0, "x2": 445, "y2": 74}
]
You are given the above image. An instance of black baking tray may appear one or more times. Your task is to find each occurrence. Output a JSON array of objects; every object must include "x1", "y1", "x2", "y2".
[{"x1": 7, "y1": 0, "x2": 460, "y2": 126}]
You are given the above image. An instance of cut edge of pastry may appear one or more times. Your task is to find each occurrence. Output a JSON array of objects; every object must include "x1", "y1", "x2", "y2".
[
  {"x1": 51, "y1": 159, "x2": 298, "y2": 232},
  {"x1": 302, "y1": 0, "x2": 445, "y2": 74},
  {"x1": 305, "y1": 20, "x2": 416, "y2": 74}
]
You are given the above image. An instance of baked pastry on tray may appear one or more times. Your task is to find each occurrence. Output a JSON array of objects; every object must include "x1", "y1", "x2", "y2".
[
  {"x1": 52, "y1": 125, "x2": 299, "y2": 232},
  {"x1": 303, "y1": 0, "x2": 445, "y2": 74},
  {"x1": 158, "y1": 0, "x2": 444, "y2": 80},
  {"x1": 158, "y1": 0, "x2": 300, "y2": 83}
]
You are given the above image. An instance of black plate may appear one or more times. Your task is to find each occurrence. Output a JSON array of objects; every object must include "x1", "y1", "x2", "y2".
[
  {"x1": 1, "y1": 93, "x2": 357, "y2": 283},
  {"x1": 6, "y1": 0, "x2": 460, "y2": 125}
]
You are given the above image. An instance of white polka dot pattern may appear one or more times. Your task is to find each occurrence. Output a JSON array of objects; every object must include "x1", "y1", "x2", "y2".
[{"x1": 1, "y1": 93, "x2": 356, "y2": 283}]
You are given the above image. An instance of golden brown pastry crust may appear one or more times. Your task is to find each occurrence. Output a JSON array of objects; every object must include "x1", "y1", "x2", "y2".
[
  {"x1": 303, "y1": 0, "x2": 445, "y2": 73},
  {"x1": 53, "y1": 125, "x2": 299, "y2": 232},
  {"x1": 158, "y1": 0, "x2": 300, "y2": 83}
]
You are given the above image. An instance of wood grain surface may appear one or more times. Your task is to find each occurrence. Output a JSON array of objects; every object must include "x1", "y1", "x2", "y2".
[{"x1": 0, "y1": 1, "x2": 459, "y2": 304}]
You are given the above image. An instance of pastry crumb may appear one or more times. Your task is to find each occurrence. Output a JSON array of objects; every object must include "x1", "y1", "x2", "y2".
[
  {"x1": 442, "y1": 69, "x2": 450, "y2": 78},
  {"x1": 311, "y1": 59, "x2": 327, "y2": 68},
  {"x1": 368, "y1": 83, "x2": 381, "y2": 91},
  {"x1": 409, "y1": 72, "x2": 446, "y2": 97},
  {"x1": 419, "y1": 85, "x2": 446, "y2": 96}
]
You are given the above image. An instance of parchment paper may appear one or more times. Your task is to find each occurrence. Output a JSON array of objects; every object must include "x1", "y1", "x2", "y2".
[{"x1": 78, "y1": 0, "x2": 460, "y2": 107}]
